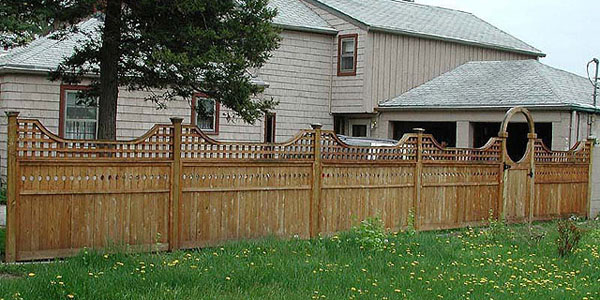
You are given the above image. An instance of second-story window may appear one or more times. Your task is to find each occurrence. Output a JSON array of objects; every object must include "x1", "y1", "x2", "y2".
[
  {"x1": 192, "y1": 93, "x2": 220, "y2": 134},
  {"x1": 60, "y1": 86, "x2": 98, "y2": 139},
  {"x1": 338, "y1": 34, "x2": 358, "y2": 76}
]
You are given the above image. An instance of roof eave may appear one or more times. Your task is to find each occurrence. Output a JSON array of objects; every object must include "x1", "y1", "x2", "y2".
[
  {"x1": 0, "y1": 65, "x2": 270, "y2": 87},
  {"x1": 377, "y1": 103, "x2": 596, "y2": 113},
  {"x1": 368, "y1": 25, "x2": 546, "y2": 58},
  {"x1": 274, "y1": 23, "x2": 338, "y2": 35}
]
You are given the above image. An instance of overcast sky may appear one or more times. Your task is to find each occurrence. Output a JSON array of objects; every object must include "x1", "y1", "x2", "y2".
[{"x1": 417, "y1": 0, "x2": 599, "y2": 78}]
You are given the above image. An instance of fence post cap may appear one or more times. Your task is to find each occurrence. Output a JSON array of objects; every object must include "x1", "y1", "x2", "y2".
[
  {"x1": 5, "y1": 111, "x2": 20, "y2": 117},
  {"x1": 311, "y1": 123, "x2": 323, "y2": 130},
  {"x1": 170, "y1": 117, "x2": 184, "y2": 124},
  {"x1": 412, "y1": 127, "x2": 425, "y2": 133}
]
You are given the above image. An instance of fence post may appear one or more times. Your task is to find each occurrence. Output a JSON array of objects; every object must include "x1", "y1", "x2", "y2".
[
  {"x1": 498, "y1": 133, "x2": 508, "y2": 221},
  {"x1": 5, "y1": 111, "x2": 19, "y2": 262},
  {"x1": 169, "y1": 117, "x2": 183, "y2": 251},
  {"x1": 413, "y1": 128, "x2": 425, "y2": 231},
  {"x1": 586, "y1": 138, "x2": 595, "y2": 219},
  {"x1": 310, "y1": 123, "x2": 322, "y2": 238},
  {"x1": 527, "y1": 133, "x2": 537, "y2": 223}
]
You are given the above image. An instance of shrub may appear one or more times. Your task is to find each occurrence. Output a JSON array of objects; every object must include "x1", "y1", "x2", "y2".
[
  {"x1": 557, "y1": 219, "x2": 582, "y2": 257},
  {"x1": 343, "y1": 217, "x2": 388, "y2": 252}
]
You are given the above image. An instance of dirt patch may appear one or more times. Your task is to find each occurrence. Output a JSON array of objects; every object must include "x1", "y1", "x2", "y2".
[{"x1": 0, "y1": 272, "x2": 21, "y2": 280}]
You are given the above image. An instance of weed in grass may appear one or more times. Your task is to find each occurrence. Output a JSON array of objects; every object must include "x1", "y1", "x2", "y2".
[
  {"x1": 339, "y1": 217, "x2": 388, "y2": 252},
  {"x1": 557, "y1": 219, "x2": 582, "y2": 257},
  {"x1": 483, "y1": 209, "x2": 514, "y2": 242},
  {"x1": 405, "y1": 208, "x2": 416, "y2": 236}
]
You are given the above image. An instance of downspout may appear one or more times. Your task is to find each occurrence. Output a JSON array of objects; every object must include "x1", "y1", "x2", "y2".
[
  {"x1": 570, "y1": 110, "x2": 576, "y2": 148},
  {"x1": 329, "y1": 35, "x2": 334, "y2": 115}
]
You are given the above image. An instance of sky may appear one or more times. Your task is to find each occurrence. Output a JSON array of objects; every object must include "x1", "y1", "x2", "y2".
[{"x1": 417, "y1": 0, "x2": 599, "y2": 78}]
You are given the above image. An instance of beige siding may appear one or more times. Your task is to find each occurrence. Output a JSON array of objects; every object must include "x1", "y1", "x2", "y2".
[
  {"x1": 367, "y1": 32, "x2": 537, "y2": 106},
  {"x1": 258, "y1": 30, "x2": 334, "y2": 140},
  {"x1": 303, "y1": 1, "x2": 370, "y2": 114}
]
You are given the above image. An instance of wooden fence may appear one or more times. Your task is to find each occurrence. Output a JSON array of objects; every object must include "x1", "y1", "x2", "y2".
[{"x1": 3, "y1": 107, "x2": 593, "y2": 262}]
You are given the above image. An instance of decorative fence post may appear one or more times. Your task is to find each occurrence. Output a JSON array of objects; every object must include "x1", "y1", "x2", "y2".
[
  {"x1": 5, "y1": 111, "x2": 19, "y2": 262},
  {"x1": 310, "y1": 123, "x2": 322, "y2": 238},
  {"x1": 169, "y1": 117, "x2": 183, "y2": 251},
  {"x1": 413, "y1": 128, "x2": 425, "y2": 231}
]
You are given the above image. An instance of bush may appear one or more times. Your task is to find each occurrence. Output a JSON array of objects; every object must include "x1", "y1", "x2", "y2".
[
  {"x1": 0, "y1": 188, "x2": 5, "y2": 205},
  {"x1": 342, "y1": 217, "x2": 388, "y2": 252},
  {"x1": 557, "y1": 219, "x2": 582, "y2": 257}
]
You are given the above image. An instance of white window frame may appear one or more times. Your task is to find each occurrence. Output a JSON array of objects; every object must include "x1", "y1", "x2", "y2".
[{"x1": 63, "y1": 89, "x2": 99, "y2": 140}]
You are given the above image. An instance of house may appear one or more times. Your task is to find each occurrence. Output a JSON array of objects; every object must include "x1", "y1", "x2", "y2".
[{"x1": 0, "y1": 0, "x2": 597, "y2": 215}]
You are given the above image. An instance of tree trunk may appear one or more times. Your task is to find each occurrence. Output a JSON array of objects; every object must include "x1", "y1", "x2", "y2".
[{"x1": 97, "y1": 0, "x2": 122, "y2": 140}]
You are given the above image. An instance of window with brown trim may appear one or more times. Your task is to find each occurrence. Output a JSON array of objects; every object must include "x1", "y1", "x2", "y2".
[
  {"x1": 337, "y1": 34, "x2": 358, "y2": 76},
  {"x1": 59, "y1": 85, "x2": 98, "y2": 139},
  {"x1": 264, "y1": 113, "x2": 276, "y2": 143},
  {"x1": 191, "y1": 93, "x2": 220, "y2": 134}
]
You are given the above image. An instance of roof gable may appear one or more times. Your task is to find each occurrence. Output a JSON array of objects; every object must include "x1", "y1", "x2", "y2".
[
  {"x1": 311, "y1": 0, "x2": 544, "y2": 56},
  {"x1": 379, "y1": 60, "x2": 594, "y2": 111},
  {"x1": 270, "y1": 0, "x2": 336, "y2": 34}
]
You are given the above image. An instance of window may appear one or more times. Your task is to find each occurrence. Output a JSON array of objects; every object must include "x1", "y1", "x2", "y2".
[
  {"x1": 59, "y1": 86, "x2": 98, "y2": 139},
  {"x1": 264, "y1": 113, "x2": 276, "y2": 143},
  {"x1": 338, "y1": 34, "x2": 358, "y2": 76},
  {"x1": 191, "y1": 93, "x2": 220, "y2": 134},
  {"x1": 351, "y1": 125, "x2": 368, "y2": 137}
]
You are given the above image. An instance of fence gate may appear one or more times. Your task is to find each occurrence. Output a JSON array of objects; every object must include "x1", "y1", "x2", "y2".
[
  {"x1": 500, "y1": 108, "x2": 536, "y2": 222},
  {"x1": 3, "y1": 107, "x2": 593, "y2": 262}
]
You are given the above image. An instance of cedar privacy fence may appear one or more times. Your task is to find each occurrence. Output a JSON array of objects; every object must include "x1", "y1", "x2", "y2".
[{"x1": 3, "y1": 107, "x2": 594, "y2": 262}]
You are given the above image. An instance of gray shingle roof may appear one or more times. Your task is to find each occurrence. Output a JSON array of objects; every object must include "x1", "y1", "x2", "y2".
[
  {"x1": 270, "y1": 0, "x2": 337, "y2": 34},
  {"x1": 379, "y1": 60, "x2": 595, "y2": 111},
  {"x1": 0, "y1": 17, "x2": 100, "y2": 73},
  {"x1": 312, "y1": 0, "x2": 544, "y2": 56}
]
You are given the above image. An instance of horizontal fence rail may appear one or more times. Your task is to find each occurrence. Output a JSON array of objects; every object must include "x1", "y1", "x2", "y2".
[{"x1": 3, "y1": 109, "x2": 593, "y2": 262}]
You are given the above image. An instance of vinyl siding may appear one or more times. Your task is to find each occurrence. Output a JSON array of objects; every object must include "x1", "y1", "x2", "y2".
[
  {"x1": 303, "y1": 1, "x2": 370, "y2": 114},
  {"x1": 367, "y1": 32, "x2": 537, "y2": 107}
]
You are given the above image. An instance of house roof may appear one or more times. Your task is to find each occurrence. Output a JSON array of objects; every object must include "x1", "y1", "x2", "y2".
[
  {"x1": 379, "y1": 60, "x2": 596, "y2": 112},
  {"x1": 311, "y1": 0, "x2": 544, "y2": 57},
  {"x1": 0, "y1": 0, "x2": 336, "y2": 76},
  {"x1": 0, "y1": 17, "x2": 100, "y2": 73}
]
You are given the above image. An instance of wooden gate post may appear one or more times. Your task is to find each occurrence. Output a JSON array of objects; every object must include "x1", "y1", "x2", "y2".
[
  {"x1": 413, "y1": 128, "x2": 425, "y2": 231},
  {"x1": 5, "y1": 111, "x2": 19, "y2": 262},
  {"x1": 169, "y1": 117, "x2": 183, "y2": 251},
  {"x1": 309, "y1": 124, "x2": 322, "y2": 238},
  {"x1": 497, "y1": 132, "x2": 508, "y2": 221},
  {"x1": 527, "y1": 133, "x2": 537, "y2": 223}
]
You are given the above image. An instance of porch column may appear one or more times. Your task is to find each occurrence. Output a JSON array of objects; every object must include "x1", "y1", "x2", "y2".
[{"x1": 456, "y1": 121, "x2": 472, "y2": 148}]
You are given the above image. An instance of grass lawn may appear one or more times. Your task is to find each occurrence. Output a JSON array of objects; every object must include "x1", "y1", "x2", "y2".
[{"x1": 0, "y1": 221, "x2": 599, "y2": 300}]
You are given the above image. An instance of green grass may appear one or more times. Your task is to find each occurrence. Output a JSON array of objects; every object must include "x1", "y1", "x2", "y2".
[{"x1": 0, "y1": 221, "x2": 599, "y2": 300}]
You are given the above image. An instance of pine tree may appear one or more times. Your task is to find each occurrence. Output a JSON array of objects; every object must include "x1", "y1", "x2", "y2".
[{"x1": 1, "y1": 0, "x2": 281, "y2": 140}]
